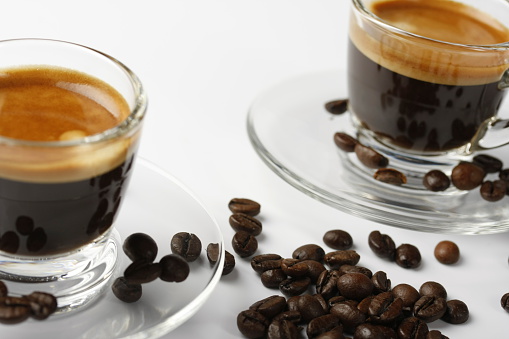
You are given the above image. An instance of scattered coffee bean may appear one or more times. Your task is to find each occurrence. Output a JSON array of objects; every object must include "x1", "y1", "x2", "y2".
[
  {"x1": 0, "y1": 299, "x2": 31, "y2": 324},
  {"x1": 223, "y1": 250, "x2": 236, "y2": 275},
  {"x1": 170, "y1": 232, "x2": 202, "y2": 262},
  {"x1": 480, "y1": 179, "x2": 507, "y2": 202},
  {"x1": 395, "y1": 243, "x2": 421, "y2": 269},
  {"x1": 500, "y1": 292, "x2": 509, "y2": 312},
  {"x1": 323, "y1": 229, "x2": 353, "y2": 250},
  {"x1": 337, "y1": 272, "x2": 374, "y2": 301},
  {"x1": 451, "y1": 162, "x2": 486, "y2": 190},
  {"x1": 434, "y1": 240, "x2": 460, "y2": 265},
  {"x1": 292, "y1": 244, "x2": 325, "y2": 262},
  {"x1": 249, "y1": 295, "x2": 287, "y2": 319},
  {"x1": 112, "y1": 277, "x2": 142, "y2": 303},
  {"x1": 441, "y1": 299, "x2": 469, "y2": 324},
  {"x1": 354, "y1": 143, "x2": 389, "y2": 169},
  {"x1": 329, "y1": 302, "x2": 367, "y2": 332},
  {"x1": 413, "y1": 296, "x2": 447, "y2": 323},
  {"x1": 0, "y1": 281, "x2": 7, "y2": 298},
  {"x1": 228, "y1": 198, "x2": 261, "y2": 216},
  {"x1": 427, "y1": 330, "x2": 449, "y2": 339},
  {"x1": 306, "y1": 313, "x2": 341, "y2": 338},
  {"x1": 333, "y1": 132, "x2": 357, "y2": 152},
  {"x1": 261, "y1": 269, "x2": 287, "y2": 289},
  {"x1": 237, "y1": 309, "x2": 270, "y2": 339},
  {"x1": 232, "y1": 231, "x2": 258, "y2": 258},
  {"x1": 122, "y1": 232, "x2": 158, "y2": 263},
  {"x1": 368, "y1": 230, "x2": 395, "y2": 260},
  {"x1": 354, "y1": 323, "x2": 396, "y2": 339},
  {"x1": 397, "y1": 317, "x2": 429, "y2": 339},
  {"x1": 368, "y1": 291, "x2": 403, "y2": 325},
  {"x1": 279, "y1": 276, "x2": 311, "y2": 297},
  {"x1": 392, "y1": 283, "x2": 420, "y2": 310},
  {"x1": 472, "y1": 154, "x2": 503, "y2": 173},
  {"x1": 251, "y1": 254, "x2": 282, "y2": 273},
  {"x1": 372, "y1": 271, "x2": 391, "y2": 294},
  {"x1": 423, "y1": 170, "x2": 450, "y2": 192},
  {"x1": 374, "y1": 168, "x2": 407, "y2": 185},
  {"x1": 159, "y1": 254, "x2": 190, "y2": 282},
  {"x1": 339, "y1": 264, "x2": 372, "y2": 278},
  {"x1": 323, "y1": 250, "x2": 360, "y2": 269},
  {"x1": 325, "y1": 99, "x2": 348, "y2": 115},
  {"x1": 124, "y1": 260, "x2": 161, "y2": 284},
  {"x1": 316, "y1": 269, "x2": 342, "y2": 300},
  {"x1": 267, "y1": 318, "x2": 299, "y2": 339},
  {"x1": 206, "y1": 242, "x2": 220, "y2": 264},
  {"x1": 229, "y1": 213, "x2": 263, "y2": 236},
  {"x1": 25, "y1": 292, "x2": 57, "y2": 320},
  {"x1": 420, "y1": 281, "x2": 447, "y2": 300}
]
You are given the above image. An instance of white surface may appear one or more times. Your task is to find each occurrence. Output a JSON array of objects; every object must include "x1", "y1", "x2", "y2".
[{"x1": 1, "y1": 1, "x2": 508, "y2": 338}]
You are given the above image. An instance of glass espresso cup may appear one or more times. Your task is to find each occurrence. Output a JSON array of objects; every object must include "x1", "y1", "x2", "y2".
[
  {"x1": 348, "y1": 0, "x2": 509, "y2": 177},
  {"x1": 0, "y1": 39, "x2": 147, "y2": 313}
]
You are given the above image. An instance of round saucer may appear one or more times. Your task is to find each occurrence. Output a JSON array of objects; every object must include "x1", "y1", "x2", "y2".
[
  {"x1": 0, "y1": 158, "x2": 224, "y2": 339},
  {"x1": 247, "y1": 70, "x2": 509, "y2": 234}
]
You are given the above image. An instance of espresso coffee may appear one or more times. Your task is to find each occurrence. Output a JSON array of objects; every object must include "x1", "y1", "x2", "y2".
[
  {"x1": 0, "y1": 66, "x2": 137, "y2": 256},
  {"x1": 348, "y1": 0, "x2": 509, "y2": 153}
]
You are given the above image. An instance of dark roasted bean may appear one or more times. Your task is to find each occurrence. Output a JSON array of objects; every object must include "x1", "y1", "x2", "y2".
[
  {"x1": 222, "y1": 250, "x2": 236, "y2": 275},
  {"x1": 354, "y1": 323, "x2": 397, "y2": 339},
  {"x1": 25, "y1": 292, "x2": 57, "y2": 320},
  {"x1": 122, "y1": 232, "x2": 158, "y2": 263},
  {"x1": 330, "y1": 302, "x2": 367, "y2": 333},
  {"x1": 292, "y1": 244, "x2": 325, "y2": 262},
  {"x1": 229, "y1": 213, "x2": 263, "y2": 236},
  {"x1": 392, "y1": 283, "x2": 420, "y2": 310},
  {"x1": 325, "y1": 99, "x2": 349, "y2": 115},
  {"x1": 206, "y1": 242, "x2": 220, "y2": 264},
  {"x1": 323, "y1": 229, "x2": 353, "y2": 250},
  {"x1": 279, "y1": 276, "x2": 311, "y2": 297},
  {"x1": 315, "y1": 326, "x2": 345, "y2": 339},
  {"x1": 413, "y1": 296, "x2": 447, "y2": 323},
  {"x1": 111, "y1": 277, "x2": 142, "y2": 303},
  {"x1": 307, "y1": 314, "x2": 341, "y2": 338},
  {"x1": 267, "y1": 319, "x2": 299, "y2": 339},
  {"x1": 426, "y1": 330, "x2": 449, "y2": 339},
  {"x1": 0, "y1": 302, "x2": 30, "y2": 325},
  {"x1": 273, "y1": 310, "x2": 301, "y2": 324},
  {"x1": 395, "y1": 244, "x2": 421, "y2": 269},
  {"x1": 368, "y1": 291, "x2": 403, "y2": 325},
  {"x1": 295, "y1": 294, "x2": 328, "y2": 323},
  {"x1": 232, "y1": 231, "x2": 258, "y2": 258},
  {"x1": 281, "y1": 258, "x2": 308, "y2": 277},
  {"x1": 423, "y1": 170, "x2": 450, "y2": 192},
  {"x1": 251, "y1": 254, "x2": 282, "y2": 273},
  {"x1": 357, "y1": 295, "x2": 374, "y2": 314},
  {"x1": 323, "y1": 250, "x2": 360, "y2": 269},
  {"x1": 372, "y1": 271, "x2": 391, "y2": 294},
  {"x1": 228, "y1": 198, "x2": 261, "y2": 216},
  {"x1": 374, "y1": 168, "x2": 407, "y2": 185},
  {"x1": 480, "y1": 179, "x2": 507, "y2": 202},
  {"x1": 419, "y1": 281, "x2": 447, "y2": 299},
  {"x1": 337, "y1": 272, "x2": 373, "y2": 301},
  {"x1": 249, "y1": 295, "x2": 287, "y2": 319},
  {"x1": 237, "y1": 309, "x2": 270, "y2": 339},
  {"x1": 501, "y1": 292, "x2": 509, "y2": 312},
  {"x1": 339, "y1": 264, "x2": 372, "y2": 278},
  {"x1": 434, "y1": 240, "x2": 460, "y2": 265},
  {"x1": 159, "y1": 254, "x2": 190, "y2": 282},
  {"x1": 124, "y1": 260, "x2": 161, "y2": 284},
  {"x1": 451, "y1": 162, "x2": 485, "y2": 190},
  {"x1": 261, "y1": 269, "x2": 287, "y2": 289},
  {"x1": 170, "y1": 232, "x2": 202, "y2": 262},
  {"x1": 441, "y1": 299, "x2": 469, "y2": 324},
  {"x1": 368, "y1": 231, "x2": 395, "y2": 260},
  {"x1": 316, "y1": 270, "x2": 342, "y2": 300},
  {"x1": 354, "y1": 143, "x2": 389, "y2": 169},
  {"x1": 473, "y1": 154, "x2": 503, "y2": 173},
  {"x1": 397, "y1": 317, "x2": 429, "y2": 339},
  {"x1": 334, "y1": 132, "x2": 357, "y2": 152}
]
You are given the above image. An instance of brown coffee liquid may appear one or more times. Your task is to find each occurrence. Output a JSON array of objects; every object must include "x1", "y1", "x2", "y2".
[
  {"x1": 349, "y1": 0, "x2": 509, "y2": 152},
  {"x1": 0, "y1": 67, "x2": 137, "y2": 256}
]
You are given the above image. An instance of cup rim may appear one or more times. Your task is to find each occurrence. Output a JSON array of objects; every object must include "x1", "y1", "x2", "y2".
[
  {"x1": 0, "y1": 38, "x2": 147, "y2": 147},
  {"x1": 352, "y1": 0, "x2": 509, "y2": 50}
]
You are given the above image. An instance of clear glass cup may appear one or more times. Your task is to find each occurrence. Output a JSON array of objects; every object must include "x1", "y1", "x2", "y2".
[{"x1": 0, "y1": 39, "x2": 147, "y2": 313}]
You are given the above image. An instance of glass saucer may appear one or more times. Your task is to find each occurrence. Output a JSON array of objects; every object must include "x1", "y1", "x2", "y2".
[
  {"x1": 247, "y1": 70, "x2": 509, "y2": 234},
  {"x1": 1, "y1": 158, "x2": 224, "y2": 339}
]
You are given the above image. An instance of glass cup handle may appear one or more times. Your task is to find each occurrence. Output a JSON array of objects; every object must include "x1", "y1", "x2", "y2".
[{"x1": 468, "y1": 69, "x2": 509, "y2": 153}]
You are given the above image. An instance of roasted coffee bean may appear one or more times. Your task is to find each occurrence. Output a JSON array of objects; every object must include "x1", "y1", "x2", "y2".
[
  {"x1": 232, "y1": 231, "x2": 258, "y2": 258},
  {"x1": 237, "y1": 309, "x2": 270, "y2": 339},
  {"x1": 261, "y1": 269, "x2": 287, "y2": 289},
  {"x1": 473, "y1": 154, "x2": 503, "y2": 173},
  {"x1": 267, "y1": 319, "x2": 299, "y2": 339},
  {"x1": 374, "y1": 168, "x2": 407, "y2": 185},
  {"x1": 0, "y1": 302, "x2": 31, "y2": 325},
  {"x1": 354, "y1": 143, "x2": 389, "y2": 169},
  {"x1": 279, "y1": 276, "x2": 311, "y2": 297},
  {"x1": 170, "y1": 232, "x2": 202, "y2": 262},
  {"x1": 354, "y1": 323, "x2": 397, "y2": 339},
  {"x1": 316, "y1": 269, "x2": 342, "y2": 300},
  {"x1": 305, "y1": 260, "x2": 327, "y2": 283},
  {"x1": 292, "y1": 244, "x2": 325, "y2": 262},
  {"x1": 229, "y1": 213, "x2": 263, "y2": 236},
  {"x1": 124, "y1": 260, "x2": 161, "y2": 284},
  {"x1": 330, "y1": 302, "x2": 367, "y2": 333},
  {"x1": 0, "y1": 281, "x2": 7, "y2": 298},
  {"x1": 281, "y1": 258, "x2": 307, "y2": 277},
  {"x1": 334, "y1": 132, "x2": 357, "y2": 152},
  {"x1": 228, "y1": 198, "x2": 261, "y2": 216},
  {"x1": 413, "y1": 296, "x2": 447, "y2": 323},
  {"x1": 441, "y1": 299, "x2": 469, "y2": 324},
  {"x1": 434, "y1": 240, "x2": 460, "y2": 265},
  {"x1": 251, "y1": 254, "x2": 282, "y2": 273},
  {"x1": 368, "y1": 231, "x2": 395, "y2": 260},
  {"x1": 357, "y1": 295, "x2": 374, "y2": 314},
  {"x1": 325, "y1": 99, "x2": 349, "y2": 115},
  {"x1": 25, "y1": 292, "x2": 57, "y2": 320},
  {"x1": 111, "y1": 277, "x2": 142, "y2": 303},
  {"x1": 249, "y1": 295, "x2": 287, "y2": 319},
  {"x1": 206, "y1": 242, "x2": 220, "y2": 264},
  {"x1": 501, "y1": 292, "x2": 509, "y2": 311},
  {"x1": 223, "y1": 250, "x2": 236, "y2": 275},
  {"x1": 368, "y1": 291, "x2": 403, "y2": 325},
  {"x1": 337, "y1": 272, "x2": 374, "y2": 301},
  {"x1": 297, "y1": 294, "x2": 328, "y2": 322},
  {"x1": 122, "y1": 232, "x2": 158, "y2": 263},
  {"x1": 397, "y1": 317, "x2": 429, "y2": 339},
  {"x1": 307, "y1": 314, "x2": 341, "y2": 338},
  {"x1": 315, "y1": 326, "x2": 345, "y2": 339},
  {"x1": 0, "y1": 231, "x2": 19, "y2": 254},
  {"x1": 323, "y1": 250, "x2": 360, "y2": 269},
  {"x1": 372, "y1": 271, "x2": 391, "y2": 294},
  {"x1": 395, "y1": 244, "x2": 421, "y2": 269},
  {"x1": 323, "y1": 229, "x2": 353, "y2": 250},
  {"x1": 426, "y1": 330, "x2": 449, "y2": 339},
  {"x1": 273, "y1": 310, "x2": 302, "y2": 324},
  {"x1": 451, "y1": 162, "x2": 486, "y2": 190},
  {"x1": 159, "y1": 254, "x2": 190, "y2": 282},
  {"x1": 339, "y1": 264, "x2": 372, "y2": 278},
  {"x1": 392, "y1": 283, "x2": 420, "y2": 310},
  {"x1": 419, "y1": 281, "x2": 447, "y2": 299},
  {"x1": 480, "y1": 179, "x2": 507, "y2": 202},
  {"x1": 423, "y1": 170, "x2": 450, "y2": 192}
]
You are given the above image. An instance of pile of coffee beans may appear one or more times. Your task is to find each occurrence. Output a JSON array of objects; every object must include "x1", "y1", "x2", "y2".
[
  {"x1": 237, "y1": 225, "x2": 470, "y2": 338},
  {"x1": 112, "y1": 232, "x2": 193, "y2": 303},
  {"x1": 0, "y1": 280, "x2": 57, "y2": 324},
  {"x1": 228, "y1": 198, "x2": 262, "y2": 259}
]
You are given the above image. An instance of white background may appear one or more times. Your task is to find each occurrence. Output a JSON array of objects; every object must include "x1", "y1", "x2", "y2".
[{"x1": 1, "y1": 1, "x2": 509, "y2": 338}]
